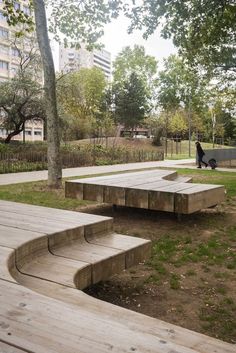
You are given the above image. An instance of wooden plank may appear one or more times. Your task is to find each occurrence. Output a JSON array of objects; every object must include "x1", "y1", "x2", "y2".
[
  {"x1": 83, "y1": 183, "x2": 104, "y2": 202},
  {"x1": 20, "y1": 252, "x2": 91, "y2": 289},
  {"x1": 0, "y1": 214, "x2": 74, "y2": 234},
  {"x1": 0, "y1": 281, "x2": 199, "y2": 353},
  {"x1": 0, "y1": 246, "x2": 16, "y2": 283},
  {"x1": 149, "y1": 190, "x2": 175, "y2": 212},
  {"x1": 0, "y1": 280, "x2": 234, "y2": 353},
  {"x1": 104, "y1": 185, "x2": 126, "y2": 205},
  {"x1": 65, "y1": 170, "x2": 177, "y2": 201},
  {"x1": 104, "y1": 181, "x2": 170, "y2": 208},
  {"x1": 65, "y1": 180, "x2": 84, "y2": 199},
  {"x1": 0, "y1": 225, "x2": 43, "y2": 249},
  {"x1": 4, "y1": 277, "x2": 234, "y2": 353},
  {"x1": 0, "y1": 212, "x2": 112, "y2": 238},
  {"x1": 148, "y1": 183, "x2": 197, "y2": 212},
  {"x1": 51, "y1": 241, "x2": 126, "y2": 284},
  {"x1": 175, "y1": 184, "x2": 225, "y2": 214},
  {"x1": 15, "y1": 237, "x2": 48, "y2": 269},
  {"x1": 67, "y1": 170, "x2": 225, "y2": 214},
  {"x1": 125, "y1": 188, "x2": 149, "y2": 209},
  {"x1": 72, "y1": 171, "x2": 176, "y2": 189},
  {"x1": 0, "y1": 341, "x2": 30, "y2": 353},
  {"x1": 69, "y1": 169, "x2": 176, "y2": 184},
  {"x1": 86, "y1": 233, "x2": 151, "y2": 269},
  {"x1": 103, "y1": 178, "x2": 175, "y2": 207},
  {"x1": 124, "y1": 180, "x2": 172, "y2": 209},
  {"x1": 0, "y1": 200, "x2": 112, "y2": 223},
  {"x1": 84, "y1": 220, "x2": 114, "y2": 238}
]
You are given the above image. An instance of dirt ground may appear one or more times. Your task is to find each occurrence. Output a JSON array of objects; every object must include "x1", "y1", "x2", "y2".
[{"x1": 83, "y1": 200, "x2": 236, "y2": 344}]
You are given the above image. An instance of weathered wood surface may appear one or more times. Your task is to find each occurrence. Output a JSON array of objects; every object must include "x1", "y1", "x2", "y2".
[
  {"x1": 0, "y1": 201, "x2": 234, "y2": 353},
  {"x1": 0, "y1": 201, "x2": 150, "y2": 289},
  {"x1": 0, "y1": 341, "x2": 27, "y2": 353},
  {"x1": 65, "y1": 170, "x2": 225, "y2": 214}
]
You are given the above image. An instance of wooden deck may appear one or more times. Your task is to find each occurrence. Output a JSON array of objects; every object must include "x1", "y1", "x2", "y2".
[
  {"x1": 0, "y1": 200, "x2": 234, "y2": 353},
  {"x1": 65, "y1": 169, "x2": 225, "y2": 214}
]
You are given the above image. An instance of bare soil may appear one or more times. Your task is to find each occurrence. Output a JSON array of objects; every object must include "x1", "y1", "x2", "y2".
[{"x1": 83, "y1": 201, "x2": 236, "y2": 344}]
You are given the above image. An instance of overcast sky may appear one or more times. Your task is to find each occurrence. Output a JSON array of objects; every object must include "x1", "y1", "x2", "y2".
[
  {"x1": 101, "y1": 14, "x2": 177, "y2": 68},
  {"x1": 52, "y1": 14, "x2": 177, "y2": 71}
]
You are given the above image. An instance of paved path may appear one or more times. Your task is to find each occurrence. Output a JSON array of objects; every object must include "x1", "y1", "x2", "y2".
[{"x1": 0, "y1": 159, "x2": 235, "y2": 186}]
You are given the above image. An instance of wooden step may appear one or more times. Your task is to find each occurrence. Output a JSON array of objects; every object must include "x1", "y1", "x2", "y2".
[
  {"x1": 85, "y1": 232, "x2": 151, "y2": 268},
  {"x1": 1, "y1": 201, "x2": 233, "y2": 353},
  {"x1": 0, "y1": 246, "x2": 16, "y2": 283},
  {"x1": 49, "y1": 236, "x2": 126, "y2": 285},
  {"x1": 172, "y1": 175, "x2": 193, "y2": 183}
]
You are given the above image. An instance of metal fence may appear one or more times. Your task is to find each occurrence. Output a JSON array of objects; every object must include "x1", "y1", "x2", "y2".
[{"x1": 0, "y1": 149, "x2": 164, "y2": 174}]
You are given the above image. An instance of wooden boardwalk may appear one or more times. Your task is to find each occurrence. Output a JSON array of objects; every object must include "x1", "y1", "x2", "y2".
[
  {"x1": 0, "y1": 200, "x2": 234, "y2": 353},
  {"x1": 65, "y1": 169, "x2": 225, "y2": 214}
]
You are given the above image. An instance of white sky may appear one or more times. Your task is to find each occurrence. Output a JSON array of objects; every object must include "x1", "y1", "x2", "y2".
[
  {"x1": 100, "y1": 14, "x2": 177, "y2": 68},
  {"x1": 51, "y1": 14, "x2": 177, "y2": 72}
]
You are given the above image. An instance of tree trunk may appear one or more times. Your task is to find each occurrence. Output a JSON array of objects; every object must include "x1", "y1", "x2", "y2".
[
  {"x1": 4, "y1": 128, "x2": 24, "y2": 144},
  {"x1": 33, "y1": 0, "x2": 62, "y2": 188}
]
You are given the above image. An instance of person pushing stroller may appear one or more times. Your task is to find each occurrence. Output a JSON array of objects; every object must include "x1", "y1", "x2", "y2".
[{"x1": 195, "y1": 141, "x2": 208, "y2": 168}]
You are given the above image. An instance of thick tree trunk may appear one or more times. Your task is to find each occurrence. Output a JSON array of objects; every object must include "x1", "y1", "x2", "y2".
[{"x1": 33, "y1": 0, "x2": 62, "y2": 188}]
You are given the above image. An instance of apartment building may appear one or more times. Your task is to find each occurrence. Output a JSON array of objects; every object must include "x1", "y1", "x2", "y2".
[
  {"x1": 0, "y1": 119, "x2": 44, "y2": 142},
  {"x1": 59, "y1": 44, "x2": 112, "y2": 80},
  {"x1": 0, "y1": 1, "x2": 44, "y2": 141},
  {"x1": 0, "y1": 0, "x2": 34, "y2": 81}
]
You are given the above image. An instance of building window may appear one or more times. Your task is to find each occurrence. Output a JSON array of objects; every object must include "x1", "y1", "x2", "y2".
[
  {"x1": 0, "y1": 27, "x2": 8, "y2": 39},
  {"x1": 0, "y1": 44, "x2": 9, "y2": 55},
  {"x1": 0, "y1": 128, "x2": 6, "y2": 136},
  {"x1": 14, "y1": 2, "x2": 20, "y2": 11},
  {"x1": 11, "y1": 47, "x2": 20, "y2": 57},
  {"x1": 25, "y1": 130, "x2": 32, "y2": 136},
  {"x1": 34, "y1": 130, "x2": 42, "y2": 136},
  {"x1": 0, "y1": 60, "x2": 8, "y2": 70},
  {"x1": 23, "y1": 6, "x2": 31, "y2": 16},
  {"x1": 0, "y1": 12, "x2": 6, "y2": 21}
]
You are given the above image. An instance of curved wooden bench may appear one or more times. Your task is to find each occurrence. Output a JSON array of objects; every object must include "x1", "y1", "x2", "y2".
[
  {"x1": 0, "y1": 201, "x2": 234, "y2": 353},
  {"x1": 65, "y1": 169, "x2": 225, "y2": 214}
]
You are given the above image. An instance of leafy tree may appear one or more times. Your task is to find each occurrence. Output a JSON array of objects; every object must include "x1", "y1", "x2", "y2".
[
  {"x1": 57, "y1": 67, "x2": 107, "y2": 140},
  {"x1": 113, "y1": 45, "x2": 158, "y2": 98},
  {"x1": 125, "y1": 0, "x2": 235, "y2": 75},
  {"x1": 158, "y1": 55, "x2": 208, "y2": 113},
  {"x1": 169, "y1": 110, "x2": 188, "y2": 137},
  {"x1": 2, "y1": 0, "x2": 122, "y2": 188},
  {"x1": 0, "y1": 74, "x2": 45, "y2": 143},
  {"x1": 157, "y1": 55, "x2": 209, "y2": 138},
  {"x1": 114, "y1": 72, "x2": 149, "y2": 131},
  {"x1": 144, "y1": 115, "x2": 163, "y2": 146}
]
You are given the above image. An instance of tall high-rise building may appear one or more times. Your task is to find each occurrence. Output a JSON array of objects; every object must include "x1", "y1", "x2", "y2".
[
  {"x1": 0, "y1": 1, "x2": 44, "y2": 142},
  {"x1": 0, "y1": 0, "x2": 39, "y2": 82},
  {"x1": 59, "y1": 44, "x2": 112, "y2": 80}
]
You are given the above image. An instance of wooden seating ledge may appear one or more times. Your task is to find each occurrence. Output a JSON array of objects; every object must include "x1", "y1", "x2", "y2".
[
  {"x1": 65, "y1": 169, "x2": 225, "y2": 214},
  {"x1": 0, "y1": 200, "x2": 234, "y2": 353}
]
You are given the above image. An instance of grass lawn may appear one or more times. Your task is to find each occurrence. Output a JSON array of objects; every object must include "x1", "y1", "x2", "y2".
[{"x1": 0, "y1": 168, "x2": 235, "y2": 343}]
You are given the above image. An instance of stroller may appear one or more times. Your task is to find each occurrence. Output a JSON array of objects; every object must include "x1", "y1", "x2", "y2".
[{"x1": 208, "y1": 158, "x2": 217, "y2": 170}]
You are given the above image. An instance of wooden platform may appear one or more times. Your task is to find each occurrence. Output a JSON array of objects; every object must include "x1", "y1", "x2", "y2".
[
  {"x1": 65, "y1": 170, "x2": 225, "y2": 214},
  {"x1": 0, "y1": 201, "x2": 234, "y2": 353}
]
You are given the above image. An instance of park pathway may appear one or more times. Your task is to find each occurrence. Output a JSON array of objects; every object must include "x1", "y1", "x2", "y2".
[{"x1": 0, "y1": 158, "x2": 235, "y2": 186}]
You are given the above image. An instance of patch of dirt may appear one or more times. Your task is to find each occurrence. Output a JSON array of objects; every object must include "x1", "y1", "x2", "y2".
[{"x1": 83, "y1": 202, "x2": 236, "y2": 343}]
